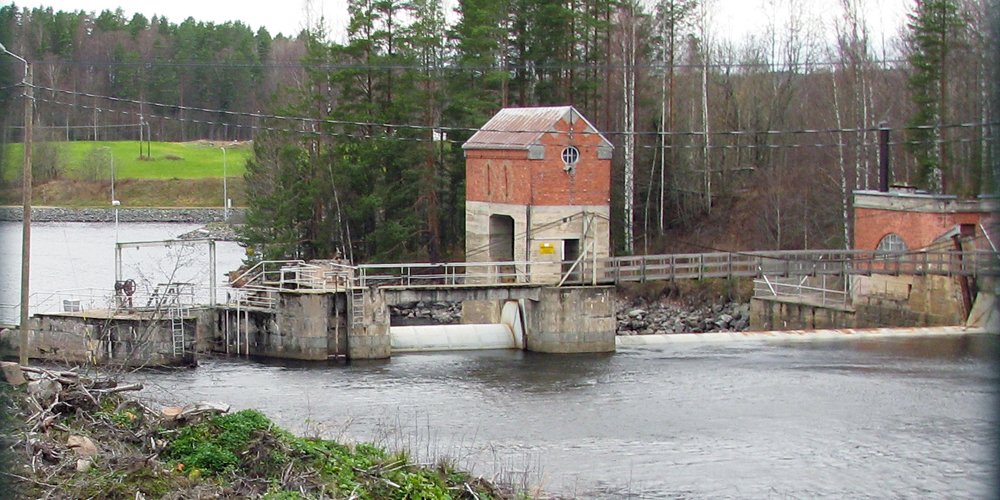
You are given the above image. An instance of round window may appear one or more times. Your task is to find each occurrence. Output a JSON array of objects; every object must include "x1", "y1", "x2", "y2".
[{"x1": 561, "y1": 146, "x2": 580, "y2": 166}]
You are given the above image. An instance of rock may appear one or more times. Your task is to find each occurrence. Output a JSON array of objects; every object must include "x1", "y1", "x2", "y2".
[
  {"x1": 1, "y1": 362, "x2": 26, "y2": 386},
  {"x1": 67, "y1": 435, "x2": 98, "y2": 458},
  {"x1": 76, "y1": 458, "x2": 93, "y2": 472},
  {"x1": 628, "y1": 309, "x2": 646, "y2": 318},
  {"x1": 719, "y1": 313, "x2": 734, "y2": 325},
  {"x1": 27, "y1": 379, "x2": 61, "y2": 405}
]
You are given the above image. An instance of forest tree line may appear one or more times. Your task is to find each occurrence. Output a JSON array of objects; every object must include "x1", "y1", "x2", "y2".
[{"x1": 0, "y1": 0, "x2": 996, "y2": 262}]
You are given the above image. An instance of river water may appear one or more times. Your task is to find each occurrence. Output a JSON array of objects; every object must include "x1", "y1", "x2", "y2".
[
  {"x1": 3, "y1": 223, "x2": 998, "y2": 497},
  {"x1": 127, "y1": 335, "x2": 998, "y2": 498}
]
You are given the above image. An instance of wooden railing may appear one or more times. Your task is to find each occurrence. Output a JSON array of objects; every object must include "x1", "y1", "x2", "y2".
[{"x1": 562, "y1": 249, "x2": 999, "y2": 285}]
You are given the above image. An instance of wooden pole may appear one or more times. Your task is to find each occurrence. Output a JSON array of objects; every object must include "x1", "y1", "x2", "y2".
[{"x1": 18, "y1": 62, "x2": 33, "y2": 366}]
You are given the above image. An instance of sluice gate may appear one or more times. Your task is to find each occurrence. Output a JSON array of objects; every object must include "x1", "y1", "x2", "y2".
[{"x1": 390, "y1": 301, "x2": 526, "y2": 352}]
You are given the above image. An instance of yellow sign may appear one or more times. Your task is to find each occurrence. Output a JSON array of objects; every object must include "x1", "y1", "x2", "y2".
[{"x1": 539, "y1": 243, "x2": 555, "y2": 255}]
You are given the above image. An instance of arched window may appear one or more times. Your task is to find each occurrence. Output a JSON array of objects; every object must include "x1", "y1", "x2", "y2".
[
  {"x1": 876, "y1": 233, "x2": 907, "y2": 253},
  {"x1": 561, "y1": 146, "x2": 580, "y2": 167}
]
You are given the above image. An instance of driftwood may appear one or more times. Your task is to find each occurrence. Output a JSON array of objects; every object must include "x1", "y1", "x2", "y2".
[
  {"x1": 161, "y1": 402, "x2": 231, "y2": 427},
  {"x1": 4, "y1": 363, "x2": 243, "y2": 498},
  {"x1": 92, "y1": 383, "x2": 143, "y2": 394}
]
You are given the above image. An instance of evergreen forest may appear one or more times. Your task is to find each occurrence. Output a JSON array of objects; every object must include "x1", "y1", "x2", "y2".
[{"x1": 0, "y1": 0, "x2": 996, "y2": 262}]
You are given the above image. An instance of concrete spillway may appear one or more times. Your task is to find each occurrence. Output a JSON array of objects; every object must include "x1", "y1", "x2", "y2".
[
  {"x1": 615, "y1": 325, "x2": 989, "y2": 347},
  {"x1": 390, "y1": 301, "x2": 526, "y2": 353}
]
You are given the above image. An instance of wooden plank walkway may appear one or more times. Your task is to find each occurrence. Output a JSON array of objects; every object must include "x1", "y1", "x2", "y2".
[{"x1": 354, "y1": 249, "x2": 999, "y2": 288}]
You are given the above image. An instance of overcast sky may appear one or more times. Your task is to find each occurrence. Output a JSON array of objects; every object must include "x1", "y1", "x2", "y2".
[{"x1": 7, "y1": 0, "x2": 912, "y2": 50}]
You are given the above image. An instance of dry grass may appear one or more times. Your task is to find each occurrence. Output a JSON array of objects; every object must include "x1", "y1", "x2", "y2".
[{"x1": 0, "y1": 177, "x2": 246, "y2": 208}]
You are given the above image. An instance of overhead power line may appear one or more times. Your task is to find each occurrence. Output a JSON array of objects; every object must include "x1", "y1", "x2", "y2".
[
  {"x1": 28, "y1": 84, "x2": 999, "y2": 142},
  {"x1": 19, "y1": 57, "x2": 912, "y2": 72}
]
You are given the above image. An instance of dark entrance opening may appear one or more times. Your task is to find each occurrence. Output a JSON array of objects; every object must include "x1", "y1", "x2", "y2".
[
  {"x1": 489, "y1": 214, "x2": 515, "y2": 281},
  {"x1": 563, "y1": 238, "x2": 580, "y2": 283}
]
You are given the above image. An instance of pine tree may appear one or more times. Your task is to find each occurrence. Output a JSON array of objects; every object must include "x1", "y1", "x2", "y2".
[{"x1": 905, "y1": 0, "x2": 963, "y2": 193}]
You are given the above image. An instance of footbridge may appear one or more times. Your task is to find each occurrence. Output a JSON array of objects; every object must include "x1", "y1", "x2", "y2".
[
  {"x1": 18, "y1": 246, "x2": 997, "y2": 366},
  {"x1": 212, "y1": 247, "x2": 998, "y2": 360}
]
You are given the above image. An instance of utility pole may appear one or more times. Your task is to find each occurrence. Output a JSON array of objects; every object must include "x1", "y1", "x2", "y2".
[
  {"x1": 221, "y1": 147, "x2": 229, "y2": 221},
  {"x1": 1, "y1": 43, "x2": 33, "y2": 366}
]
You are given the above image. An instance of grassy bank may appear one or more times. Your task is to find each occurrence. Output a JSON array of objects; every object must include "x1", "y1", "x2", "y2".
[
  {"x1": 2, "y1": 140, "x2": 251, "y2": 180},
  {"x1": 1, "y1": 368, "x2": 510, "y2": 499},
  {"x1": 0, "y1": 140, "x2": 251, "y2": 207},
  {"x1": 0, "y1": 177, "x2": 247, "y2": 207}
]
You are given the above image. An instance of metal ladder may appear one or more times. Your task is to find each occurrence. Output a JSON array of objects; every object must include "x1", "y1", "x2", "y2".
[
  {"x1": 165, "y1": 286, "x2": 186, "y2": 357},
  {"x1": 350, "y1": 287, "x2": 365, "y2": 331}
]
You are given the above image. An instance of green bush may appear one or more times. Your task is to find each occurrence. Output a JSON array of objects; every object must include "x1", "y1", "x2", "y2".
[{"x1": 164, "y1": 409, "x2": 273, "y2": 475}]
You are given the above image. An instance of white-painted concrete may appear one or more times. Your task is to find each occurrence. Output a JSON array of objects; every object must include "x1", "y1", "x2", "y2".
[
  {"x1": 390, "y1": 324, "x2": 519, "y2": 352},
  {"x1": 616, "y1": 326, "x2": 990, "y2": 346}
]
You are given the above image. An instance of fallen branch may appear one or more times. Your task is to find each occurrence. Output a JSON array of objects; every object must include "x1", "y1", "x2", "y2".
[
  {"x1": 1, "y1": 470, "x2": 59, "y2": 488},
  {"x1": 91, "y1": 383, "x2": 143, "y2": 394}
]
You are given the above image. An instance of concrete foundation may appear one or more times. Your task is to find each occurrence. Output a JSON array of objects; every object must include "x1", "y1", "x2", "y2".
[
  {"x1": 852, "y1": 274, "x2": 967, "y2": 327},
  {"x1": 16, "y1": 283, "x2": 619, "y2": 364},
  {"x1": 347, "y1": 289, "x2": 391, "y2": 360},
  {"x1": 750, "y1": 297, "x2": 856, "y2": 331},
  {"x1": 461, "y1": 300, "x2": 502, "y2": 324},
  {"x1": 751, "y1": 274, "x2": 976, "y2": 331},
  {"x1": 217, "y1": 292, "x2": 357, "y2": 361},
  {"x1": 12, "y1": 312, "x2": 195, "y2": 367},
  {"x1": 524, "y1": 286, "x2": 616, "y2": 353}
]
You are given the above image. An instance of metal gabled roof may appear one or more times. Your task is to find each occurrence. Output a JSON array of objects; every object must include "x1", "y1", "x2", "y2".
[{"x1": 462, "y1": 106, "x2": 613, "y2": 151}]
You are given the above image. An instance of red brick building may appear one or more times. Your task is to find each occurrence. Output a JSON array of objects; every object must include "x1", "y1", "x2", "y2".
[
  {"x1": 853, "y1": 188, "x2": 998, "y2": 252},
  {"x1": 463, "y1": 106, "x2": 613, "y2": 282}
]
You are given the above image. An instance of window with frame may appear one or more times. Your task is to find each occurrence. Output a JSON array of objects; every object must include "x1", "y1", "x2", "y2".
[
  {"x1": 561, "y1": 146, "x2": 580, "y2": 167},
  {"x1": 876, "y1": 233, "x2": 907, "y2": 253}
]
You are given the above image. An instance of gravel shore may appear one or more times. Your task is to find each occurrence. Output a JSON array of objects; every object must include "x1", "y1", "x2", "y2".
[{"x1": 0, "y1": 207, "x2": 246, "y2": 223}]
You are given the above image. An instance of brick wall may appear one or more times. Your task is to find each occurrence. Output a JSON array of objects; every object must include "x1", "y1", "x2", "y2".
[
  {"x1": 465, "y1": 118, "x2": 611, "y2": 207},
  {"x1": 854, "y1": 207, "x2": 981, "y2": 250}
]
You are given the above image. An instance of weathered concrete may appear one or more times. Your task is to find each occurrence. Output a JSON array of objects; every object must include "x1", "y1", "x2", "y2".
[
  {"x1": 217, "y1": 293, "x2": 349, "y2": 361},
  {"x1": 348, "y1": 289, "x2": 391, "y2": 360},
  {"x1": 461, "y1": 300, "x2": 503, "y2": 324},
  {"x1": 852, "y1": 274, "x2": 966, "y2": 327},
  {"x1": 14, "y1": 312, "x2": 194, "y2": 366},
  {"x1": 465, "y1": 201, "x2": 610, "y2": 284},
  {"x1": 524, "y1": 286, "x2": 616, "y2": 353},
  {"x1": 750, "y1": 297, "x2": 856, "y2": 331},
  {"x1": 751, "y1": 273, "x2": 974, "y2": 331},
  {"x1": 382, "y1": 284, "x2": 541, "y2": 305}
]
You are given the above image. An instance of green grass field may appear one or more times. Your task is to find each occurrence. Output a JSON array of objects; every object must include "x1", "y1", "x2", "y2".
[
  {"x1": 2, "y1": 140, "x2": 251, "y2": 181},
  {"x1": 0, "y1": 140, "x2": 253, "y2": 207}
]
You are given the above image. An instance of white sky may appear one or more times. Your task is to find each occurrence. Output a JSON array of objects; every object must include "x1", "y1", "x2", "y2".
[{"x1": 6, "y1": 0, "x2": 911, "y2": 49}]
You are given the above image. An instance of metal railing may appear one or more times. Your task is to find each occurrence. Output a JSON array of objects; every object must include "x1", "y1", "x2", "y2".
[
  {"x1": 355, "y1": 261, "x2": 534, "y2": 287},
  {"x1": 230, "y1": 259, "x2": 354, "y2": 292},
  {"x1": 17, "y1": 248, "x2": 996, "y2": 321},
  {"x1": 753, "y1": 278, "x2": 850, "y2": 307}
]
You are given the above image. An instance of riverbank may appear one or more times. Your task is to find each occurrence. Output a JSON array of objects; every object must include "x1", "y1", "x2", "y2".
[
  {"x1": 0, "y1": 206, "x2": 245, "y2": 223},
  {"x1": 0, "y1": 363, "x2": 512, "y2": 499}
]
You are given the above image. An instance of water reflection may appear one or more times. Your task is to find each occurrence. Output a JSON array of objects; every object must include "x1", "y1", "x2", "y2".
[{"x1": 132, "y1": 334, "x2": 998, "y2": 498}]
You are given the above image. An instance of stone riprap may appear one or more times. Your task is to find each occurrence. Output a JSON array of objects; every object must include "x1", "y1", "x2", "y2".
[
  {"x1": 388, "y1": 297, "x2": 749, "y2": 335},
  {"x1": 0, "y1": 207, "x2": 245, "y2": 223},
  {"x1": 616, "y1": 297, "x2": 751, "y2": 335},
  {"x1": 390, "y1": 301, "x2": 463, "y2": 325}
]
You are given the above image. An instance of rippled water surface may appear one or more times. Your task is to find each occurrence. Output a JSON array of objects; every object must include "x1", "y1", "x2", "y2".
[
  {"x1": 134, "y1": 335, "x2": 999, "y2": 498},
  {"x1": 4, "y1": 222, "x2": 998, "y2": 497}
]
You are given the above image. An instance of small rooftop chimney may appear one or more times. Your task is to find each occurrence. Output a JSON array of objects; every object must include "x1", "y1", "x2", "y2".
[{"x1": 878, "y1": 122, "x2": 890, "y2": 193}]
